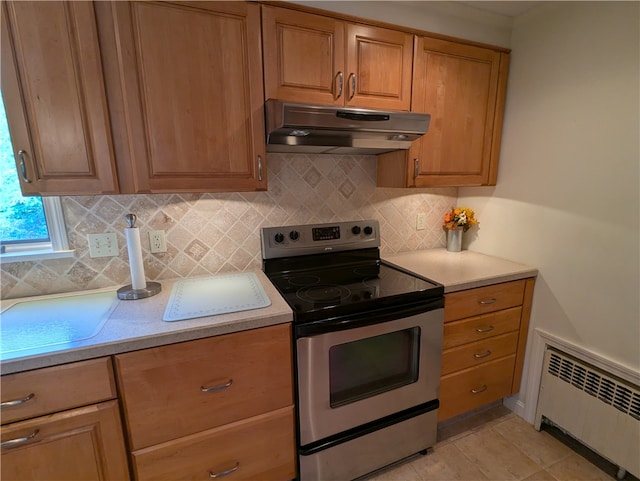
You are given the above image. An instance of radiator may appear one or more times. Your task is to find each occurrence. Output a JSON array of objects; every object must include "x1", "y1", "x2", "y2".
[{"x1": 535, "y1": 347, "x2": 640, "y2": 478}]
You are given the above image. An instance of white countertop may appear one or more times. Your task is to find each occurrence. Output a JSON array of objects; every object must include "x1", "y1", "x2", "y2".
[
  {"x1": 383, "y1": 248, "x2": 537, "y2": 293},
  {"x1": 0, "y1": 270, "x2": 292, "y2": 375},
  {"x1": 2, "y1": 250, "x2": 537, "y2": 375}
]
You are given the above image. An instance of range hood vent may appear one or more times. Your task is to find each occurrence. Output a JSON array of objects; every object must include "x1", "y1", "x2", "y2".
[{"x1": 265, "y1": 100, "x2": 430, "y2": 155}]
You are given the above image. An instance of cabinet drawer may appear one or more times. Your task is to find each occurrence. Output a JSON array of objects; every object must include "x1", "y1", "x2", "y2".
[
  {"x1": 441, "y1": 331, "x2": 519, "y2": 375},
  {"x1": 1, "y1": 400, "x2": 129, "y2": 481},
  {"x1": 445, "y1": 280, "x2": 526, "y2": 322},
  {"x1": 1, "y1": 358, "x2": 116, "y2": 424},
  {"x1": 443, "y1": 307, "x2": 521, "y2": 349},
  {"x1": 132, "y1": 406, "x2": 296, "y2": 481},
  {"x1": 438, "y1": 355, "x2": 515, "y2": 422},
  {"x1": 115, "y1": 324, "x2": 293, "y2": 450}
]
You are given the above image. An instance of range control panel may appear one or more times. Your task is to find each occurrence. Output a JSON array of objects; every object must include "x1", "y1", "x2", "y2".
[
  {"x1": 312, "y1": 226, "x2": 341, "y2": 241},
  {"x1": 261, "y1": 220, "x2": 380, "y2": 259}
]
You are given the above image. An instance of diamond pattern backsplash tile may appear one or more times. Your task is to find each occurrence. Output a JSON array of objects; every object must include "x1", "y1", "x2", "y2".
[{"x1": 1, "y1": 154, "x2": 456, "y2": 299}]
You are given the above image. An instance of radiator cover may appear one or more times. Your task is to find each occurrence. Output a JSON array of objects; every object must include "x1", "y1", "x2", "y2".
[{"x1": 535, "y1": 347, "x2": 640, "y2": 477}]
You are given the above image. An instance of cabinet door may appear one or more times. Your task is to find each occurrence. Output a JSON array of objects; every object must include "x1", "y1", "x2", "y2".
[
  {"x1": 345, "y1": 24, "x2": 413, "y2": 111},
  {"x1": 262, "y1": 6, "x2": 345, "y2": 106},
  {"x1": 411, "y1": 37, "x2": 509, "y2": 186},
  {"x1": 105, "y1": 1, "x2": 266, "y2": 193},
  {"x1": 1, "y1": 400, "x2": 129, "y2": 481},
  {"x1": 1, "y1": 1, "x2": 118, "y2": 195}
]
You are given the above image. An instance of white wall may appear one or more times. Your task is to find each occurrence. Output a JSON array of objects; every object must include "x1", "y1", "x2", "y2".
[{"x1": 458, "y1": 1, "x2": 640, "y2": 415}]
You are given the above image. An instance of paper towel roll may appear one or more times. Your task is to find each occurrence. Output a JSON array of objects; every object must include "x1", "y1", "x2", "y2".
[{"x1": 125, "y1": 227, "x2": 147, "y2": 290}]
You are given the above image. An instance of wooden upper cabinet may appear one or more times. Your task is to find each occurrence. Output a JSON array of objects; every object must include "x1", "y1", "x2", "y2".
[
  {"x1": 377, "y1": 37, "x2": 509, "y2": 187},
  {"x1": 262, "y1": 6, "x2": 344, "y2": 106},
  {"x1": 345, "y1": 24, "x2": 413, "y2": 111},
  {"x1": 101, "y1": 1, "x2": 267, "y2": 193},
  {"x1": 1, "y1": 1, "x2": 119, "y2": 196},
  {"x1": 262, "y1": 6, "x2": 413, "y2": 111}
]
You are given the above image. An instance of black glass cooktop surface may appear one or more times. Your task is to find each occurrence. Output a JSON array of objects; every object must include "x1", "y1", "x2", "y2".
[{"x1": 263, "y1": 249, "x2": 443, "y2": 323}]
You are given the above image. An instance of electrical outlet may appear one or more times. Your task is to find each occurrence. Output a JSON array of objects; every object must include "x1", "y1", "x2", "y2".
[
  {"x1": 149, "y1": 230, "x2": 167, "y2": 253},
  {"x1": 88, "y1": 233, "x2": 118, "y2": 258},
  {"x1": 416, "y1": 213, "x2": 426, "y2": 231}
]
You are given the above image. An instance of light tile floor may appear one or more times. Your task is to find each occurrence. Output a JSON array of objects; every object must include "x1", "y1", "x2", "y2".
[{"x1": 366, "y1": 405, "x2": 621, "y2": 481}]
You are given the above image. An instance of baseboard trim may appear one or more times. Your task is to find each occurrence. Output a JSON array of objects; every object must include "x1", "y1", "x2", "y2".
[{"x1": 502, "y1": 397, "x2": 526, "y2": 418}]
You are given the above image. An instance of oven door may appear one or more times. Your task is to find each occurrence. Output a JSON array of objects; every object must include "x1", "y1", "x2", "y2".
[{"x1": 296, "y1": 305, "x2": 443, "y2": 446}]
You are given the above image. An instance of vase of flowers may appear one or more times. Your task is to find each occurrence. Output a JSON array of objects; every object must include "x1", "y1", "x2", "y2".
[{"x1": 443, "y1": 207, "x2": 478, "y2": 252}]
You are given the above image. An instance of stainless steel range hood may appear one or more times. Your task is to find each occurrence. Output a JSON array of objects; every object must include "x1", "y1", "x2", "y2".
[{"x1": 265, "y1": 100, "x2": 430, "y2": 155}]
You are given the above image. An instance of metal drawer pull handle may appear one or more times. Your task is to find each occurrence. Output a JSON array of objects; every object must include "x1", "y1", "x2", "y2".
[
  {"x1": 471, "y1": 385, "x2": 488, "y2": 394},
  {"x1": 336, "y1": 71, "x2": 343, "y2": 99},
  {"x1": 414, "y1": 159, "x2": 419, "y2": 179},
  {"x1": 474, "y1": 350, "x2": 492, "y2": 359},
  {"x1": 1, "y1": 392, "x2": 35, "y2": 408},
  {"x1": 479, "y1": 298, "x2": 497, "y2": 305},
  {"x1": 348, "y1": 73, "x2": 356, "y2": 100},
  {"x1": 209, "y1": 462, "x2": 239, "y2": 478},
  {"x1": 257, "y1": 155, "x2": 263, "y2": 182},
  {"x1": 475, "y1": 326, "x2": 495, "y2": 333},
  {"x1": 201, "y1": 379, "x2": 233, "y2": 393},
  {"x1": 1, "y1": 429, "x2": 39, "y2": 449},
  {"x1": 18, "y1": 150, "x2": 32, "y2": 183}
]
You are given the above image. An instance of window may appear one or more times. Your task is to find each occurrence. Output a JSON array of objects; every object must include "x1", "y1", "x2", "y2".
[{"x1": 0, "y1": 94, "x2": 72, "y2": 263}]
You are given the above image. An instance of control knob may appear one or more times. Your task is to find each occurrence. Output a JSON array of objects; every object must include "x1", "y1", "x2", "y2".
[
  {"x1": 274, "y1": 232, "x2": 285, "y2": 244},
  {"x1": 289, "y1": 230, "x2": 300, "y2": 241},
  {"x1": 363, "y1": 226, "x2": 373, "y2": 236},
  {"x1": 351, "y1": 226, "x2": 361, "y2": 235}
]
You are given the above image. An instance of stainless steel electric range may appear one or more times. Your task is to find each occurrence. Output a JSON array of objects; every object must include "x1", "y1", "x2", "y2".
[{"x1": 261, "y1": 220, "x2": 445, "y2": 481}]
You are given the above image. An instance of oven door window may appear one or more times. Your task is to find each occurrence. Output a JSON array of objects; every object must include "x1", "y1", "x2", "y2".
[{"x1": 328, "y1": 327, "x2": 420, "y2": 408}]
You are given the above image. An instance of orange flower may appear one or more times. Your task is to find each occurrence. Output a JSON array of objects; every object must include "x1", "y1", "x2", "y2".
[{"x1": 442, "y1": 207, "x2": 478, "y2": 232}]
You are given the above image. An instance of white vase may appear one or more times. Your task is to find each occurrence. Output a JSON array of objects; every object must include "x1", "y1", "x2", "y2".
[{"x1": 446, "y1": 228, "x2": 463, "y2": 252}]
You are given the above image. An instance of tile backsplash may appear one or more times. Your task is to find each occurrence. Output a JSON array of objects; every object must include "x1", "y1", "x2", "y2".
[{"x1": 1, "y1": 154, "x2": 456, "y2": 299}]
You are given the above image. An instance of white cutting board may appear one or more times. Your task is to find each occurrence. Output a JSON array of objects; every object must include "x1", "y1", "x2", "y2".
[
  {"x1": 1, "y1": 291, "x2": 118, "y2": 355},
  {"x1": 163, "y1": 272, "x2": 271, "y2": 322}
]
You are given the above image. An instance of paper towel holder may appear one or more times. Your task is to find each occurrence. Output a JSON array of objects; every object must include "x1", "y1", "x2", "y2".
[
  {"x1": 117, "y1": 213, "x2": 162, "y2": 300},
  {"x1": 117, "y1": 282, "x2": 162, "y2": 300}
]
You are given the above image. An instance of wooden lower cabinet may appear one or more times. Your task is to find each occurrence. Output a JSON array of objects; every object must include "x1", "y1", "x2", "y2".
[
  {"x1": 441, "y1": 331, "x2": 519, "y2": 375},
  {"x1": 1, "y1": 358, "x2": 117, "y2": 425},
  {"x1": 438, "y1": 278, "x2": 535, "y2": 421},
  {"x1": 1, "y1": 400, "x2": 129, "y2": 481},
  {"x1": 1, "y1": 358, "x2": 129, "y2": 480},
  {"x1": 132, "y1": 406, "x2": 295, "y2": 481},
  {"x1": 439, "y1": 355, "x2": 516, "y2": 421},
  {"x1": 442, "y1": 307, "x2": 521, "y2": 349},
  {"x1": 115, "y1": 324, "x2": 293, "y2": 450},
  {"x1": 115, "y1": 323, "x2": 296, "y2": 481},
  {"x1": 444, "y1": 281, "x2": 526, "y2": 322}
]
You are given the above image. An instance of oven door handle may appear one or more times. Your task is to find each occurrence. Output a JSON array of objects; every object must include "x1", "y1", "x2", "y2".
[{"x1": 295, "y1": 297, "x2": 444, "y2": 338}]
